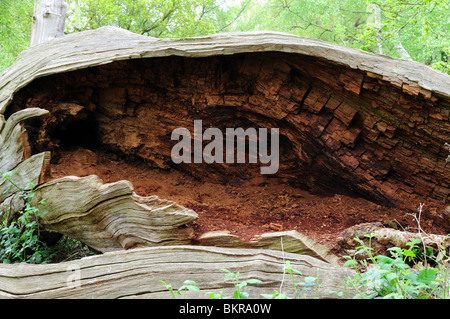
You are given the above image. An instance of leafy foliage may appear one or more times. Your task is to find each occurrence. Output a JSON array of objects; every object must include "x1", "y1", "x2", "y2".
[
  {"x1": 0, "y1": 170, "x2": 96, "y2": 264},
  {"x1": 246, "y1": 0, "x2": 450, "y2": 74},
  {"x1": 1, "y1": 0, "x2": 449, "y2": 75},
  {"x1": 343, "y1": 234, "x2": 449, "y2": 299},
  {"x1": 0, "y1": 171, "x2": 53, "y2": 263},
  {"x1": 65, "y1": 0, "x2": 247, "y2": 38},
  {"x1": 0, "y1": 0, "x2": 34, "y2": 70}
]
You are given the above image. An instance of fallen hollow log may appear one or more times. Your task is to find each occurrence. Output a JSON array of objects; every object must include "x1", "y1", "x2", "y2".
[
  {"x1": 1, "y1": 27, "x2": 449, "y2": 212},
  {"x1": 0, "y1": 26, "x2": 449, "y2": 299},
  {"x1": 0, "y1": 245, "x2": 355, "y2": 299}
]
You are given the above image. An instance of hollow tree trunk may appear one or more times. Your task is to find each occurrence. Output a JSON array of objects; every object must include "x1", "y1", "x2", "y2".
[
  {"x1": 30, "y1": 0, "x2": 67, "y2": 46},
  {"x1": 2, "y1": 27, "x2": 450, "y2": 213},
  {"x1": 367, "y1": 3, "x2": 384, "y2": 55},
  {"x1": 0, "y1": 27, "x2": 448, "y2": 299}
]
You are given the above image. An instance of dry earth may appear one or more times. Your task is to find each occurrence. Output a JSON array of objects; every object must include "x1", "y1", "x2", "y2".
[{"x1": 50, "y1": 147, "x2": 448, "y2": 252}]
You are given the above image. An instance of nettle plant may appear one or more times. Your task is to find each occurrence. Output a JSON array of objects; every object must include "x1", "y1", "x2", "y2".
[
  {"x1": 0, "y1": 170, "x2": 53, "y2": 264},
  {"x1": 343, "y1": 233, "x2": 450, "y2": 299},
  {"x1": 161, "y1": 261, "x2": 320, "y2": 299}
]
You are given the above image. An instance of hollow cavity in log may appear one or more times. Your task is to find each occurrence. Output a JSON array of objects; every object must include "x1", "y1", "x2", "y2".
[{"x1": 8, "y1": 53, "x2": 449, "y2": 211}]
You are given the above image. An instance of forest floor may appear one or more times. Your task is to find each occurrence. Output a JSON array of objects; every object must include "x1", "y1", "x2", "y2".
[{"x1": 50, "y1": 147, "x2": 448, "y2": 251}]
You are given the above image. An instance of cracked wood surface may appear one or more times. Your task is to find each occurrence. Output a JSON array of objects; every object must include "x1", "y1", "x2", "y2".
[
  {"x1": 2, "y1": 27, "x2": 449, "y2": 210},
  {"x1": 1, "y1": 27, "x2": 449, "y2": 115},
  {"x1": 0, "y1": 245, "x2": 355, "y2": 299},
  {"x1": 33, "y1": 175, "x2": 198, "y2": 252}
]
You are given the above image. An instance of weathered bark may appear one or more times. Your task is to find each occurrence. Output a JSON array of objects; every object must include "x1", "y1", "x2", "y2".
[
  {"x1": 30, "y1": 0, "x2": 67, "y2": 46},
  {"x1": 0, "y1": 245, "x2": 355, "y2": 299},
  {"x1": 32, "y1": 175, "x2": 198, "y2": 252},
  {"x1": 338, "y1": 222, "x2": 450, "y2": 257},
  {"x1": 197, "y1": 230, "x2": 339, "y2": 264},
  {"x1": 0, "y1": 108, "x2": 50, "y2": 210}
]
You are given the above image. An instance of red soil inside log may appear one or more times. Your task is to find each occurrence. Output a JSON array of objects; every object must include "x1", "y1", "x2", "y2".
[{"x1": 49, "y1": 147, "x2": 448, "y2": 248}]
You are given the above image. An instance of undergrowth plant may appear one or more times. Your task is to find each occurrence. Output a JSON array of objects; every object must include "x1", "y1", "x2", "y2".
[
  {"x1": 0, "y1": 170, "x2": 95, "y2": 264},
  {"x1": 0, "y1": 171, "x2": 53, "y2": 264},
  {"x1": 262, "y1": 260, "x2": 320, "y2": 299},
  {"x1": 161, "y1": 261, "x2": 320, "y2": 299},
  {"x1": 343, "y1": 233, "x2": 449, "y2": 299}
]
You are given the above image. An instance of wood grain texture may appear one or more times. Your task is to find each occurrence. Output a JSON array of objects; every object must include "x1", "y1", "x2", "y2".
[
  {"x1": 0, "y1": 245, "x2": 355, "y2": 299},
  {"x1": 1, "y1": 27, "x2": 449, "y2": 115},
  {"x1": 33, "y1": 175, "x2": 198, "y2": 252},
  {"x1": 0, "y1": 108, "x2": 50, "y2": 220},
  {"x1": 3, "y1": 27, "x2": 448, "y2": 210},
  {"x1": 339, "y1": 222, "x2": 450, "y2": 255},
  {"x1": 197, "y1": 230, "x2": 339, "y2": 264},
  {"x1": 0, "y1": 108, "x2": 49, "y2": 173}
]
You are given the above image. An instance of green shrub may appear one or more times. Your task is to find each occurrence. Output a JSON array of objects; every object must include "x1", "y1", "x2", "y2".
[
  {"x1": 0, "y1": 170, "x2": 96, "y2": 264},
  {"x1": 343, "y1": 234, "x2": 449, "y2": 299},
  {"x1": 0, "y1": 170, "x2": 53, "y2": 263}
]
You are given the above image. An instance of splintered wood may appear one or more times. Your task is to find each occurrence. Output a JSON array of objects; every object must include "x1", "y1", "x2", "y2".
[{"x1": 0, "y1": 246, "x2": 355, "y2": 299}]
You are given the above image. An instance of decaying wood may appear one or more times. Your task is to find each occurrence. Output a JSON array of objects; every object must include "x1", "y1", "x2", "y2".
[
  {"x1": 0, "y1": 108, "x2": 50, "y2": 217},
  {"x1": 0, "y1": 108, "x2": 49, "y2": 171},
  {"x1": 0, "y1": 152, "x2": 50, "y2": 204},
  {"x1": 0, "y1": 27, "x2": 449, "y2": 299},
  {"x1": 32, "y1": 175, "x2": 198, "y2": 252},
  {"x1": 197, "y1": 230, "x2": 339, "y2": 265},
  {"x1": 338, "y1": 222, "x2": 450, "y2": 256},
  {"x1": 2, "y1": 27, "x2": 449, "y2": 114},
  {"x1": 0, "y1": 245, "x2": 355, "y2": 299},
  {"x1": 1, "y1": 27, "x2": 448, "y2": 211}
]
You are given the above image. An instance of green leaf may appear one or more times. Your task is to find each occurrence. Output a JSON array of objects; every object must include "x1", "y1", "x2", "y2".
[
  {"x1": 237, "y1": 281, "x2": 247, "y2": 289},
  {"x1": 416, "y1": 268, "x2": 437, "y2": 284},
  {"x1": 245, "y1": 279, "x2": 262, "y2": 285},
  {"x1": 385, "y1": 272, "x2": 398, "y2": 283},
  {"x1": 343, "y1": 259, "x2": 357, "y2": 268},
  {"x1": 375, "y1": 255, "x2": 394, "y2": 265},
  {"x1": 402, "y1": 249, "x2": 416, "y2": 258},
  {"x1": 304, "y1": 276, "x2": 317, "y2": 284},
  {"x1": 221, "y1": 269, "x2": 235, "y2": 278}
]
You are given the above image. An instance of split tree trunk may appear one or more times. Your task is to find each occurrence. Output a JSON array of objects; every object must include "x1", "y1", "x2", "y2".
[
  {"x1": 30, "y1": 0, "x2": 67, "y2": 46},
  {"x1": 0, "y1": 27, "x2": 449, "y2": 298},
  {"x1": 0, "y1": 246, "x2": 355, "y2": 299}
]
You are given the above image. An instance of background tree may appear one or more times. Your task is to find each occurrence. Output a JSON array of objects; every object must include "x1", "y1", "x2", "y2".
[
  {"x1": 0, "y1": 0, "x2": 34, "y2": 70},
  {"x1": 245, "y1": 0, "x2": 449, "y2": 73},
  {"x1": 30, "y1": 0, "x2": 68, "y2": 46},
  {"x1": 1, "y1": 0, "x2": 449, "y2": 75},
  {"x1": 64, "y1": 0, "x2": 248, "y2": 38}
]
